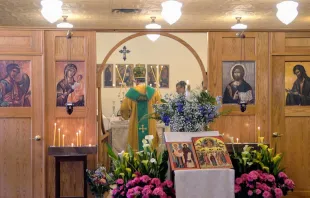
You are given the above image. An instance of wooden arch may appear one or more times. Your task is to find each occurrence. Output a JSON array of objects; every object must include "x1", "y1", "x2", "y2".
[{"x1": 96, "y1": 32, "x2": 207, "y2": 166}]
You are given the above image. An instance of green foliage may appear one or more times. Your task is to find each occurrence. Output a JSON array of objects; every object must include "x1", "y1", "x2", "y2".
[{"x1": 232, "y1": 144, "x2": 285, "y2": 177}]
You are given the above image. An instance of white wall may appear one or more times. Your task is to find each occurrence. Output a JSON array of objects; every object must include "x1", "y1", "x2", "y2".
[{"x1": 96, "y1": 33, "x2": 208, "y2": 116}]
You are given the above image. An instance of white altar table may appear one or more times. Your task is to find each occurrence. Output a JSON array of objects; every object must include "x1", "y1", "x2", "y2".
[
  {"x1": 164, "y1": 132, "x2": 235, "y2": 198},
  {"x1": 175, "y1": 169, "x2": 235, "y2": 198}
]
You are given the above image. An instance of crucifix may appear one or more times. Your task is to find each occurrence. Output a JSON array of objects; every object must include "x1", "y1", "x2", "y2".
[
  {"x1": 119, "y1": 46, "x2": 130, "y2": 61},
  {"x1": 139, "y1": 124, "x2": 147, "y2": 133}
]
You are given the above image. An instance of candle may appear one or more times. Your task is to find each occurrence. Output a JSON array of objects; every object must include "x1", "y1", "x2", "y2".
[
  {"x1": 58, "y1": 128, "x2": 60, "y2": 146},
  {"x1": 53, "y1": 123, "x2": 56, "y2": 146},
  {"x1": 62, "y1": 134, "x2": 65, "y2": 147},
  {"x1": 257, "y1": 127, "x2": 261, "y2": 143},
  {"x1": 71, "y1": 143, "x2": 74, "y2": 147},
  {"x1": 113, "y1": 83, "x2": 115, "y2": 87},
  {"x1": 186, "y1": 80, "x2": 189, "y2": 85},
  {"x1": 259, "y1": 137, "x2": 264, "y2": 143},
  {"x1": 89, "y1": 144, "x2": 91, "y2": 147},
  {"x1": 79, "y1": 130, "x2": 82, "y2": 146},
  {"x1": 236, "y1": 138, "x2": 239, "y2": 143},
  {"x1": 76, "y1": 132, "x2": 79, "y2": 146}
]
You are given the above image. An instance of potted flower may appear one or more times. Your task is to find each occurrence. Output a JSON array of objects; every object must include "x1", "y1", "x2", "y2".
[
  {"x1": 232, "y1": 144, "x2": 295, "y2": 197},
  {"x1": 107, "y1": 135, "x2": 169, "y2": 184},
  {"x1": 86, "y1": 166, "x2": 113, "y2": 198}
]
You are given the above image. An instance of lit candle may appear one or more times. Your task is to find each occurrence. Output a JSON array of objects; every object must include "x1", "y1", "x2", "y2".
[
  {"x1": 79, "y1": 130, "x2": 82, "y2": 146},
  {"x1": 236, "y1": 138, "x2": 239, "y2": 143},
  {"x1": 76, "y1": 132, "x2": 79, "y2": 146},
  {"x1": 89, "y1": 144, "x2": 91, "y2": 147},
  {"x1": 257, "y1": 127, "x2": 261, "y2": 143},
  {"x1": 53, "y1": 123, "x2": 56, "y2": 146},
  {"x1": 62, "y1": 134, "x2": 65, "y2": 147},
  {"x1": 113, "y1": 83, "x2": 115, "y2": 87},
  {"x1": 58, "y1": 128, "x2": 61, "y2": 146},
  {"x1": 71, "y1": 143, "x2": 74, "y2": 147},
  {"x1": 150, "y1": 84, "x2": 152, "y2": 87}
]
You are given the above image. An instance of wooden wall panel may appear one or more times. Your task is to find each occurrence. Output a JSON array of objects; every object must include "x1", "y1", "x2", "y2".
[
  {"x1": 45, "y1": 31, "x2": 96, "y2": 198},
  {"x1": 208, "y1": 32, "x2": 269, "y2": 143},
  {"x1": 0, "y1": 30, "x2": 44, "y2": 198},
  {"x1": 271, "y1": 32, "x2": 310, "y2": 197},
  {"x1": 0, "y1": 118, "x2": 32, "y2": 198},
  {"x1": 0, "y1": 31, "x2": 42, "y2": 54},
  {"x1": 211, "y1": 116, "x2": 256, "y2": 142}
]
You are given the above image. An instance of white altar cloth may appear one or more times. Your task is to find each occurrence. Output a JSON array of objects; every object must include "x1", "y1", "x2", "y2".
[{"x1": 174, "y1": 169, "x2": 235, "y2": 198}]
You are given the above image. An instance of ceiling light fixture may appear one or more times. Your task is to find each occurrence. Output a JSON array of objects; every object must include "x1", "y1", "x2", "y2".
[
  {"x1": 231, "y1": 17, "x2": 247, "y2": 30},
  {"x1": 41, "y1": 0, "x2": 63, "y2": 23},
  {"x1": 276, "y1": 1, "x2": 298, "y2": 25},
  {"x1": 161, "y1": 0, "x2": 182, "y2": 25},
  {"x1": 57, "y1": 16, "x2": 73, "y2": 28},
  {"x1": 145, "y1": 17, "x2": 161, "y2": 42}
]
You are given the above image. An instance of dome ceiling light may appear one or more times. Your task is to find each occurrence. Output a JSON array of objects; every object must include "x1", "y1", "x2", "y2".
[
  {"x1": 161, "y1": 0, "x2": 182, "y2": 25},
  {"x1": 145, "y1": 17, "x2": 162, "y2": 42},
  {"x1": 276, "y1": 1, "x2": 299, "y2": 25},
  {"x1": 41, "y1": 0, "x2": 63, "y2": 23}
]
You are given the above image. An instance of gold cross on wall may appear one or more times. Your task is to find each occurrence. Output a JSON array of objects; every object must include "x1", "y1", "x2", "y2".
[{"x1": 139, "y1": 125, "x2": 147, "y2": 133}]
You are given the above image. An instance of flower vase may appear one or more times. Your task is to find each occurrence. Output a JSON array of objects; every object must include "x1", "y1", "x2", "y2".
[{"x1": 95, "y1": 194, "x2": 103, "y2": 198}]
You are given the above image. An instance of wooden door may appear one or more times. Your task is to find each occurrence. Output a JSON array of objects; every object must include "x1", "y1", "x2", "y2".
[{"x1": 0, "y1": 31, "x2": 44, "y2": 198}]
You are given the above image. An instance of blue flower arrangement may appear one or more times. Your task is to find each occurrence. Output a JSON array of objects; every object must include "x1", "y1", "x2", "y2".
[{"x1": 152, "y1": 89, "x2": 224, "y2": 132}]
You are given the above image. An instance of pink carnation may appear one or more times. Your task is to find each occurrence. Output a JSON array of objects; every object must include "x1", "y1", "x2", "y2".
[
  {"x1": 248, "y1": 190, "x2": 253, "y2": 196},
  {"x1": 256, "y1": 189, "x2": 262, "y2": 195},
  {"x1": 274, "y1": 188, "x2": 283, "y2": 198},
  {"x1": 141, "y1": 175, "x2": 151, "y2": 183},
  {"x1": 241, "y1": 174, "x2": 248, "y2": 181},
  {"x1": 278, "y1": 172, "x2": 288, "y2": 179},
  {"x1": 262, "y1": 191, "x2": 272, "y2": 198},
  {"x1": 151, "y1": 178, "x2": 161, "y2": 187},
  {"x1": 133, "y1": 177, "x2": 141, "y2": 185},
  {"x1": 285, "y1": 179, "x2": 295, "y2": 189},
  {"x1": 116, "y1": 178, "x2": 124, "y2": 185},
  {"x1": 234, "y1": 184, "x2": 241, "y2": 193},
  {"x1": 164, "y1": 180, "x2": 174, "y2": 188},
  {"x1": 247, "y1": 175, "x2": 255, "y2": 182},
  {"x1": 112, "y1": 188, "x2": 119, "y2": 196},
  {"x1": 152, "y1": 187, "x2": 167, "y2": 197},
  {"x1": 142, "y1": 186, "x2": 153, "y2": 196},
  {"x1": 267, "y1": 174, "x2": 275, "y2": 182},
  {"x1": 235, "y1": 178, "x2": 243, "y2": 185}
]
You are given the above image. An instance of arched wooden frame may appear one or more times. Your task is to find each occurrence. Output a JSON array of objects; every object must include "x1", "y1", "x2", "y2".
[{"x1": 96, "y1": 32, "x2": 207, "y2": 166}]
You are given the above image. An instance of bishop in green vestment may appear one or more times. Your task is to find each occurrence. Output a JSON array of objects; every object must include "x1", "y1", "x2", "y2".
[{"x1": 120, "y1": 66, "x2": 161, "y2": 151}]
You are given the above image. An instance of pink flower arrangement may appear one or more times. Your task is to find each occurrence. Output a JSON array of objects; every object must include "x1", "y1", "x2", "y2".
[
  {"x1": 112, "y1": 173, "x2": 175, "y2": 198},
  {"x1": 235, "y1": 170, "x2": 295, "y2": 198}
]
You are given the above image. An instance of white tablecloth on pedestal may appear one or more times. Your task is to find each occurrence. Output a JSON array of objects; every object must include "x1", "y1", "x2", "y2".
[{"x1": 174, "y1": 169, "x2": 235, "y2": 198}]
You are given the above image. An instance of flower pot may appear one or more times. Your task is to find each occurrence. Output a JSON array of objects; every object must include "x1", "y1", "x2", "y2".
[{"x1": 95, "y1": 194, "x2": 103, "y2": 198}]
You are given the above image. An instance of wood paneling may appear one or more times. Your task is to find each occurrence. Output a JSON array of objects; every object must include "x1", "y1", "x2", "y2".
[
  {"x1": 0, "y1": 118, "x2": 32, "y2": 198},
  {"x1": 0, "y1": 30, "x2": 44, "y2": 198},
  {"x1": 211, "y1": 116, "x2": 256, "y2": 143},
  {"x1": 271, "y1": 32, "x2": 310, "y2": 197},
  {"x1": 208, "y1": 32, "x2": 269, "y2": 142},
  {"x1": 0, "y1": 31, "x2": 42, "y2": 54},
  {"x1": 45, "y1": 31, "x2": 96, "y2": 198}
]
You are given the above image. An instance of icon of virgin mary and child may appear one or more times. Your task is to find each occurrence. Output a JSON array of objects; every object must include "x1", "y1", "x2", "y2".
[{"x1": 56, "y1": 63, "x2": 84, "y2": 106}]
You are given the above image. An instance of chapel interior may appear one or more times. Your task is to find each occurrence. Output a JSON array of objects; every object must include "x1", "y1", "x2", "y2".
[{"x1": 0, "y1": 0, "x2": 309, "y2": 198}]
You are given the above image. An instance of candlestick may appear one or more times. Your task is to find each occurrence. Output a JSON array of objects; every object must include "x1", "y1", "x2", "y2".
[
  {"x1": 58, "y1": 128, "x2": 60, "y2": 147},
  {"x1": 79, "y1": 130, "x2": 82, "y2": 146},
  {"x1": 257, "y1": 127, "x2": 261, "y2": 143},
  {"x1": 259, "y1": 137, "x2": 264, "y2": 143},
  {"x1": 76, "y1": 132, "x2": 79, "y2": 147},
  {"x1": 62, "y1": 134, "x2": 65, "y2": 147},
  {"x1": 71, "y1": 143, "x2": 74, "y2": 147},
  {"x1": 53, "y1": 123, "x2": 56, "y2": 146}
]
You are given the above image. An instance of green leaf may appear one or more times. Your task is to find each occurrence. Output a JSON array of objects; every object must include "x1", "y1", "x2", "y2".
[{"x1": 106, "y1": 143, "x2": 118, "y2": 160}]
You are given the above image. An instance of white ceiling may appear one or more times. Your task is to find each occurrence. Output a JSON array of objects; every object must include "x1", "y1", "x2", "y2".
[{"x1": 0, "y1": 0, "x2": 309, "y2": 30}]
